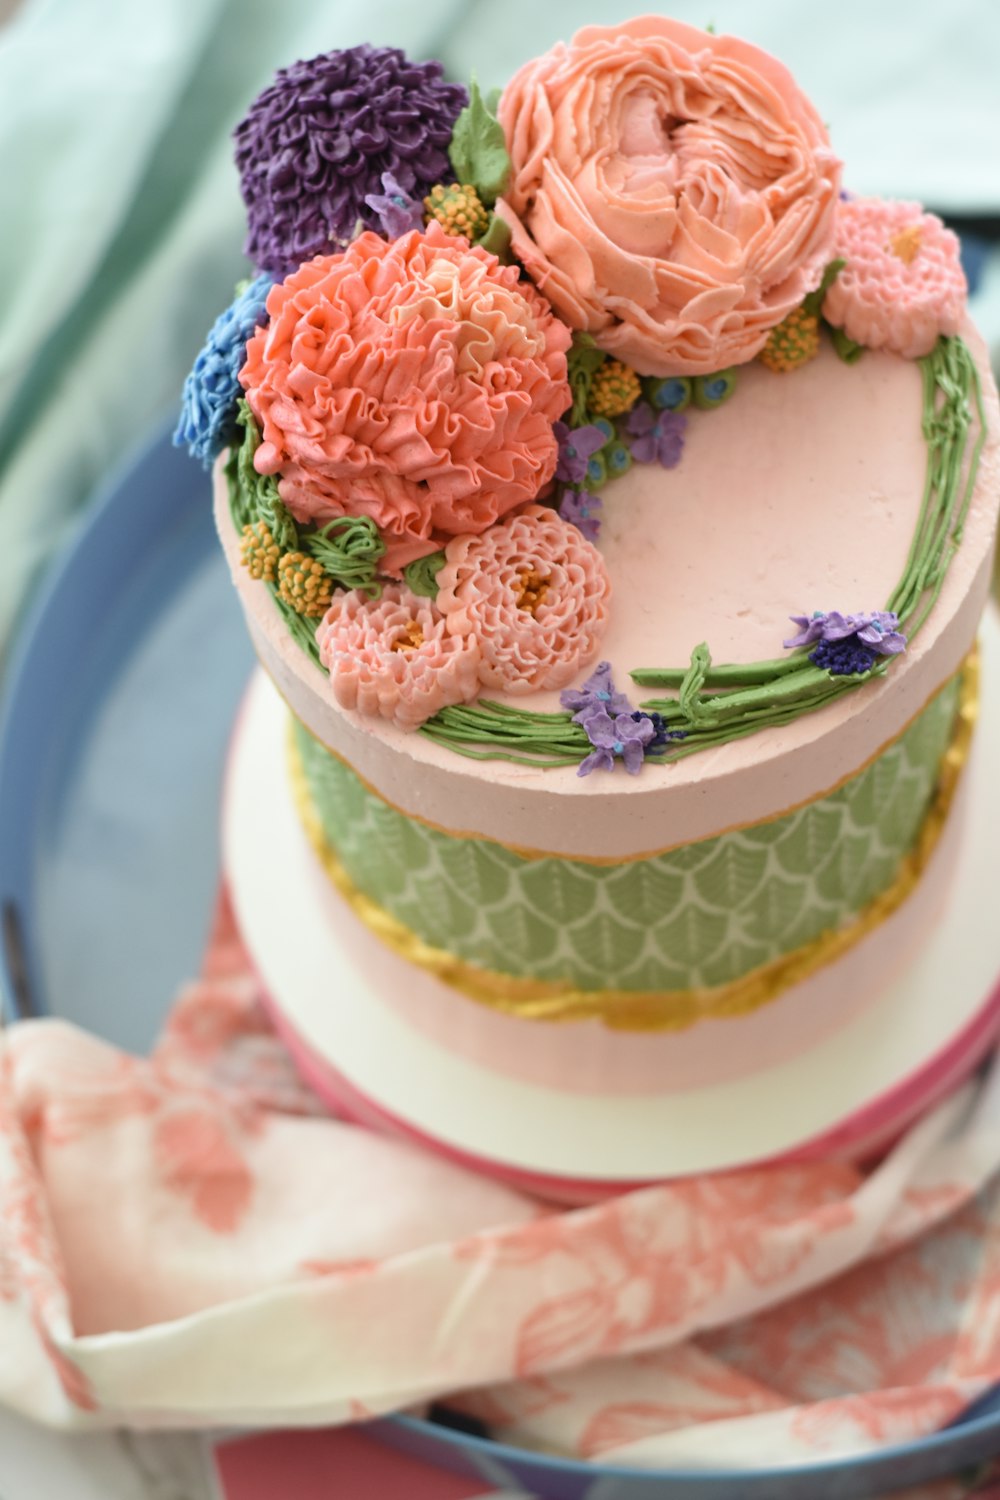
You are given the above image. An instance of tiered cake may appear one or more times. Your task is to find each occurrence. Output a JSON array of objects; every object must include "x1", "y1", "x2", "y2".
[{"x1": 178, "y1": 18, "x2": 1000, "y2": 1185}]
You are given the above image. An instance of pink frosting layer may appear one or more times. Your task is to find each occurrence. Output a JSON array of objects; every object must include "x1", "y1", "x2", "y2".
[
  {"x1": 215, "y1": 323, "x2": 999, "y2": 858},
  {"x1": 280, "y1": 743, "x2": 969, "y2": 1095}
]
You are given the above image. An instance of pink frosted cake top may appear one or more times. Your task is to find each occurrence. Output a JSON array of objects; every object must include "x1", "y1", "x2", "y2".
[{"x1": 181, "y1": 14, "x2": 998, "y2": 846}]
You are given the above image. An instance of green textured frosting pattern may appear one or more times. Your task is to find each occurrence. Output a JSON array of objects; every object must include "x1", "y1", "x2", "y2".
[{"x1": 293, "y1": 675, "x2": 959, "y2": 993}]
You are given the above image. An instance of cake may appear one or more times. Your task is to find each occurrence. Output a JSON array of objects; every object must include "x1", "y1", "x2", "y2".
[{"x1": 178, "y1": 20, "x2": 1000, "y2": 1151}]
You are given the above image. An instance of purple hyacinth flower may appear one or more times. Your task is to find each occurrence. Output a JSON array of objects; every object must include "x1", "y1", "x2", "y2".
[
  {"x1": 558, "y1": 487, "x2": 603, "y2": 541},
  {"x1": 554, "y1": 421, "x2": 607, "y2": 485},
  {"x1": 234, "y1": 45, "x2": 467, "y2": 276},
  {"x1": 560, "y1": 661, "x2": 633, "y2": 719},
  {"x1": 364, "y1": 171, "x2": 425, "y2": 238},
  {"x1": 577, "y1": 707, "x2": 655, "y2": 777},
  {"x1": 784, "y1": 610, "x2": 906, "y2": 657},
  {"x1": 625, "y1": 403, "x2": 687, "y2": 468},
  {"x1": 854, "y1": 612, "x2": 908, "y2": 654}
]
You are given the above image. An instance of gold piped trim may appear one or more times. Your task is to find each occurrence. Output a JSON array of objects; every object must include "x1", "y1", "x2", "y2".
[
  {"x1": 286, "y1": 650, "x2": 978, "y2": 1033},
  {"x1": 269, "y1": 644, "x2": 976, "y2": 868}
]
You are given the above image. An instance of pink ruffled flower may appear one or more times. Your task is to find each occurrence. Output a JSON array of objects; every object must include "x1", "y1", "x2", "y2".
[
  {"x1": 436, "y1": 505, "x2": 611, "y2": 694},
  {"x1": 822, "y1": 198, "x2": 967, "y2": 359},
  {"x1": 316, "y1": 583, "x2": 481, "y2": 731},
  {"x1": 239, "y1": 224, "x2": 571, "y2": 573},
  {"x1": 498, "y1": 18, "x2": 841, "y2": 377}
]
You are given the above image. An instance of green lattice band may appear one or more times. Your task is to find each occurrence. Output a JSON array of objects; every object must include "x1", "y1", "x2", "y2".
[{"x1": 292, "y1": 670, "x2": 961, "y2": 998}]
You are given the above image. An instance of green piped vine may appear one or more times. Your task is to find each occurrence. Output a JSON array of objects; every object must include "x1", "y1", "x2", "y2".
[
  {"x1": 226, "y1": 404, "x2": 383, "y2": 666},
  {"x1": 420, "y1": 335, "x2": 985, "y2": 768}
]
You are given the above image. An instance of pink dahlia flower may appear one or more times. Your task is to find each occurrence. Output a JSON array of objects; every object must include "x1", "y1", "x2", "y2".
[
  {"x1": 822, "y1": 198, "x2": 967, "y2": 359},
  {"x1": 239, "y1": 224, "x2": 571, "y2": 572},
  {"x1": 316, "y1": 583, "x2": 481, "y2": 731},
  {"x1": 436, "y1": 505, "x2": 611, "y2": 694},
  {"x1": 497, "y1": 17, "x2": 841, "y2": 377}
]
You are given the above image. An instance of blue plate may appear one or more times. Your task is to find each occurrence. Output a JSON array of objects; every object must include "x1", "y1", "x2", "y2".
[{"x1": 2, "y1": 428, "x2": 1000, "y2": 1497}]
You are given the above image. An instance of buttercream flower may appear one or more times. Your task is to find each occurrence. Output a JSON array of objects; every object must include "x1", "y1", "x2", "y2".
[
  {"x1": 560, "y1": 660, "x2": 633, "y2": 718},
  {"x1": 822, "y1": 198, "x2": 967, "y2": 359},
  {"x1": 436, "y1": 505, "x2": 611, "y2": 693},
  {"x1": 625, "y1": 404, "x2": 686, "y2": 468},
  {"x1": 234, "y1": 46, "x2": 466, "y2": 276},
  {"x1": 558, "y1": 488, "x2": 603, "y2": 541},
  {"x1": 784, "y1": 609, "x2": 906, "y2": 677},
  {"x1": 498, "y1": 18, "x2": 841, "y2": 376},
  {"x1": 316, "y1": 583, "x2": 480, "y2": 731},
  {"x1": 577, "y1": 707, "x2": 655, "y2": 776},
  {"x1": 240, "y1": 225, "x2": 572, "y2": 573},
  {"x1": 174, "y1": 275, "x2": 272, "y2": 467},
  {"x1": 784, "y1": 610, "x2": 906, "y2": 654},
  {"x1": 364, "y1": 171, "x2": 425, "y2": 239},
  {"x1": 554, "y1": 421, "x2": 607, "y2": 485}
]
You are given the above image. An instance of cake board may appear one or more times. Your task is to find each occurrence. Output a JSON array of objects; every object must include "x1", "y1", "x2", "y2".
[
  {"x1": 223, "y1": 608, "x2": 1000, "y2": 1198},
  {"x1": 5, "y1": 428, "x2": 1000, "y2": 1496}
]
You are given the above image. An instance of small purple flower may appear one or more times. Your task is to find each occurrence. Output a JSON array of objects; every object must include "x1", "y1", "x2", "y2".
[
  {"x1": 625, "y1": 403, "x2": 687, "y2": 468},
  {"x1": 558, "y1": 487, "x2": 603, "y2": 541},
  {"x1": 560, "y1": 661, "x2": 633, "y2": 718},
  {"x1": 577, "y1": 707, "x2": 655, "y2": 776},
  {"x1": 562, "y1": 664, "x2": 684, "y2": 775},
  {"x1": 364, "y1": 171, "x2": 425, "y2": 238},
  {"x1": 554, "y1": 421, "x2": 607, "y2": 485},
  {"x1": 784, "y1": 609, "x2": 907, "y2": 677},
  {"x1": 784, "y1": 610, "x2": 907, "y2": 655}
]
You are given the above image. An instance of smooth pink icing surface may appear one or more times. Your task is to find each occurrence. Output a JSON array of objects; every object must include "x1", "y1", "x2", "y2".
[{"x1": 215, "y1": 323, "x2": 999, "y2": 857}]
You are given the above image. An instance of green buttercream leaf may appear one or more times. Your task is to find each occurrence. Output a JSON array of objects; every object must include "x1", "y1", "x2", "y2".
[
  {"x1": 567, "y1": 333, "x2": 607, "y2": 425},
  {"x1": 403, "y1": 550, "x2": 447, "y2": 599},
  {"x1": 259, "y1": 494, "x2": 298, "y2": 552},
  {"x1": 477, "y1": 211, "x2": 513, "y2": 262},
  {"x1": 829, "y1": 325, "x2": 866, "y2": 363},
  {"x1": 229, "y1": 399, "x2": 293, "y2": 539},
  {"x1": 803, "y1": 257, "x2": 845, "y2": 317},
  {"x1": 448, "y1": 75, "x2": 511, "y2": 206},
  {"x1": 678, "y1": 642, "x2": 714, "y2": 726},
  {"x1": 306, "y1": 516, "x2": 385, "y2": 598}
]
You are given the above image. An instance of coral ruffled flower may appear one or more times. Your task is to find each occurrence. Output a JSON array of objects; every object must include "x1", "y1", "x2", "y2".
[
  {"x1": 822, "y1": 198, "x2": 967, "y2": 359},
  {"x1": 316, "y1": 583, "x2": 480, "y2": 731},
  {"x1": 436, "y1": 505, "x2": 611, "y2": 694},
  {"x1": 497, "y1": 18, "x2": 841, "y2": 377},
  {"x1": 240, "y1": 224, "x2": 571, "y2": 573}
]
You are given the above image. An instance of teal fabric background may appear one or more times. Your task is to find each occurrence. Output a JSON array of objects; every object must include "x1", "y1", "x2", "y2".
[{"x1": 1, "y1": 0, "x2": 998, "y2": 655}]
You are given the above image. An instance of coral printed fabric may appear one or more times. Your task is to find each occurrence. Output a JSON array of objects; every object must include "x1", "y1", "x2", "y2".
[{"x1": 1, "y1": 893, "x2": 1000, "y2": 1475}]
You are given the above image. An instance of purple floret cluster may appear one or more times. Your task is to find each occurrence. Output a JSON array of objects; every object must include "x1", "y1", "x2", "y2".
[
  {"x1": 784, "y1": 610, "x2": 907, "y2": 677},
  {"x1": 234, "y1": 45, "x2": 467, "y2": 276},
  {"x1": 561, "y1": 662, "x2": 683, "y2": 777}
]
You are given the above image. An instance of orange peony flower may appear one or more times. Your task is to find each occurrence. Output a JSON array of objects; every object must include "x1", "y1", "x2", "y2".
[
  {"x1": 498, "y1": 18, "x2": 841, "y2": 377},
  {"x1": 239, "y1": 224, "x2": 571, "y2": 573},
  {"x1": 316, "y1": 583, "x2": 481, "y2": 730},
  {"x1": 436, "y1": 505, "x2": 611, "y2": 693},
  {"x1": 822, "y1": 198, "x2": 967, "y2": 359}
]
